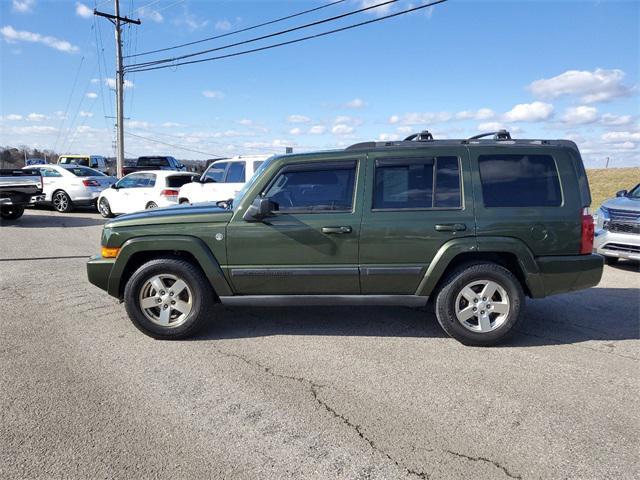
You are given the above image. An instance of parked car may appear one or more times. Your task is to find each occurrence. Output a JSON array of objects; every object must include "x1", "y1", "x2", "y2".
[
  {"x1": 178, "y1": 155, "x2": 270, "y2": 205},
  {"x1": 58, "y1": 154, "x2": 109, "y2": 175},
  {"x1": 0, "y1": 168, "x2": 44, "y2": 220},
  {"x1": 25, "y1": 158, "x2": 47, "y2": 166},
  {"x1": 122, "y1": 156, "x2": 186, "y2": 176},
  {"x1": 97, "y1": 171, "x2": 198, "y2": 218},
  {"x1": 87, "y1": 130, "x2": 603, "y2": 345},
  {"x1": 23, "y1": 164, "x2": 115, "y2": 213},
  {"x1": 593, "y1": 183, "x2": 640, "y2": 264}
]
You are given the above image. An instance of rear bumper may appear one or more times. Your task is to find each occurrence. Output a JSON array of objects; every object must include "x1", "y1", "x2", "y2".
[
  {"x1": 86, "y1": 255, "x2": 115, "y2": 293},
  {"x1": 594, "y1": 229, "x2": 640, "y2": 261},
  {"x1": 0, "y1": 194, "x2": 45, "y2": 206},
  {"x1": 534, "y1": 254, "x2": 604, "y2": 298}
]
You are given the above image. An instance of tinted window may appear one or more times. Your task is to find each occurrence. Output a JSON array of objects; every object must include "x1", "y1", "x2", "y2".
[
  {"x1": 64, "y1": 166, "x2": 103, "y2": 177},
  {"x1": 264, "y1": 162, "x2": 356, "y2": 212},
  {"x1": 225, "y1": 162, "x2": 246, "y2": 183},
  {"x1": 117, "y1": 174, "x2": 143, "y2": 188},
  {"x1": 40, "y1": 168, "x2": 62, "y2": 177},
  {"x1": 166, "y1": 175, "x2": 196, "y2": 188},
  {"x1": 478, "y1": 154, "x2": 561, "y2": 207},
  {"x1": 434, "y1": 156, "x2": 461, "y2": 208},
  {"x1": 60, "y1": 157, "x2": 89, "y2": 166},
  {"x1": 203, "y1": 162, "x2": 228, "y2": 183},
  {"x1": 137, "y1": 157, "x2": 170, "y2": 167}
]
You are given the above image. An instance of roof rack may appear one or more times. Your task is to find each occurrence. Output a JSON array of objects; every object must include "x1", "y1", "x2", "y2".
[
  {"x1": 465, "y1": 129, "x2": 511, "y2": 142},
  {"x1": 403, "y1": 130, "x2": 434, "y2": 142}
]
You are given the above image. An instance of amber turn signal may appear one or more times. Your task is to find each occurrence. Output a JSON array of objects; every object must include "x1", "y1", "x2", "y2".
[{"x1": 101, "y1": 247, "x2": 120, "y2": 258}]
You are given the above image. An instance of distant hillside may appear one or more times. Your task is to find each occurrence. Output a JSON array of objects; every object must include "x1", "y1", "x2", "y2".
[{"x1": 587, "y1": 167, "x2": 640, "y2": 209}]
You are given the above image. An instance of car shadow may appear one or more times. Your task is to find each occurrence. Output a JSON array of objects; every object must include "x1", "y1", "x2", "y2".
[
  {"x1": 606, "y1": 260, "x2": 639, "y2": 273},
  {"x1": 192, "y1": 287, "x2": 639, "y2": 347},
  {"x1": 3, "y1": 213, "x2": 106, "y2": 228}
]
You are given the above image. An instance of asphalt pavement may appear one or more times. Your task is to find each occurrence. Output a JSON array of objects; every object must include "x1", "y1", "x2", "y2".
[{"x1": 1, "y1": 208, "x2": 639, "y2": 479}]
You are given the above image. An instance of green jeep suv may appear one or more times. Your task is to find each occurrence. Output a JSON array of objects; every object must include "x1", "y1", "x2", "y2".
[{"x1": 87, "y1": 130, "x2": 603, "y2": 346}]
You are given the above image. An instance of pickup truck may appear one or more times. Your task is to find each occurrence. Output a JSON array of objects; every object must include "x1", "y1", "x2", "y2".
[
  {"x1": 122, "y1": 156, "x2": 186, "y2": 176},
  {"x1": 0, "y1": 169, "x2": 45, "y2": 220}
]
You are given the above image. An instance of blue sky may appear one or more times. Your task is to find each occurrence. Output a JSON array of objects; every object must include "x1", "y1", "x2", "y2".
[{"x1": 0, "y1": 0, "x2": 638, "y2": 167}]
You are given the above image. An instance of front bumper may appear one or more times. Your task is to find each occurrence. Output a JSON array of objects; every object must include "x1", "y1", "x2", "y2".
[
  {"x1": 594, "y1": 229, "x2": 640, "y2": 262},
  {"x1": 87, "y1": 255, "x2": 115, "y2": 292}
]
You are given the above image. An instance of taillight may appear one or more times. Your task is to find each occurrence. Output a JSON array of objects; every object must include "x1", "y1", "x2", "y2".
[
  {"x1": 580, "y1": 207, "x2": 594, "y2": 254},
  {"x1": 160, "y1": 189, "x2": 179, "y2": 197},
  {"x1": 82, "y1": 179, "x2": 100, "y2": 187}
]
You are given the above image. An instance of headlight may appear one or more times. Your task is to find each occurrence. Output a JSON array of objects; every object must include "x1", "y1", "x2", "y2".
[{"x1": 595, "y1": 207, "x2": 610, "y2": 230}]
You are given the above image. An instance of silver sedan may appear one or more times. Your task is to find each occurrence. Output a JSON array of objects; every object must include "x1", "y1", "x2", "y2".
[{"x1": 23, "y1": 164, "x2": 116, "y2": 213}]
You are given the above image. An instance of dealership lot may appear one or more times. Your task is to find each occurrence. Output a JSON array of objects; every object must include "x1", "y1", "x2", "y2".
[{"x1": 1, "y1": 208, "x2": 638, "y2": 479}]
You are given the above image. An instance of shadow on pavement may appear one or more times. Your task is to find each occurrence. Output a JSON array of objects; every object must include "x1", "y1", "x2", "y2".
[
  {"x1": 3, "y1": 212, "x2": 106, "y2": 228},
  {"x1": 192, "y1": 287, "x2": 639, "y2": 346}
]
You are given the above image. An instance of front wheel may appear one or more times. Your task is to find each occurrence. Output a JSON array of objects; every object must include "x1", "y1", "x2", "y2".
[
  {"x1": 98, "y1": 197, "x2": 114, "y2": 218},
  {"x1": 1, "y1": 205, "x2": 25, "y2": 220},
  {"x1": 123, "y1": 258, "x2": 215, "y2": 339},
  {"x1": 435, "y1": 263, "x2": 524, "y2": 346}
]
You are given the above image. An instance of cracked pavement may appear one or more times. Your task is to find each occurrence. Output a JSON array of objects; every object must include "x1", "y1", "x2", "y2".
[{"x1": 1, "y1": 209, "x2": 639, "y2": 479}]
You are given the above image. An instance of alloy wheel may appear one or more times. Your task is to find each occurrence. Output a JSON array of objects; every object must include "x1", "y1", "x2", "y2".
[
  {"x1": 454, "y1": 279, "x2": 510, "y2": 333},
  {"x1": 138, "y1": 274, "x2": 193, "y2": 327}
]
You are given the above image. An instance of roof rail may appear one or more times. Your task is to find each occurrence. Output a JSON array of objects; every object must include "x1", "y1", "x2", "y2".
[
  {"x1": 465, "y1": 129, "x2": 512, "y2": 142},
  {"x1": 404, "y1": 130, "x2": 434, "y2": 142}
]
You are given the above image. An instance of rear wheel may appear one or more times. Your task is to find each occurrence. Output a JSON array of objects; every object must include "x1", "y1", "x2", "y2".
[
  {"x1": 0, "y1": 205, "x2": 25, "y2": 220},
  {"x1": 123, "y1": 258, "x2": 215, "y2": 339},
  {"x1": 435, "y1": 263, "x2": 524, "y2": 346},
  {"x1": 98, "y1": 197, "x2": 114, "y2": 218},
  {"x1": 146, "y1": 201, "x2": 158, "y2": 209},
  {"x1": 52, "y1": 190, "x2": 73, "y2": 213}
]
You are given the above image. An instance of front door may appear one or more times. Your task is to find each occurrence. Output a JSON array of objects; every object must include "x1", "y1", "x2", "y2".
[
  {"x1": 226, "y1": 157, "x2": 364, "y2": 295},
  {"x1": 359, "y1": 147, "x2": 475, "y2": 294}
]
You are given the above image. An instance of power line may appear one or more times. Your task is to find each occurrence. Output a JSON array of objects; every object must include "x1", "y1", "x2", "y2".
[
  {"x1": 53, "y1": 56, "x2": 85, "y2": 152},
  {"x1": 126, "y1": 0, "x2": 401, "y2": 70},
  {"x1": 125, "y1": 131, "x2": 226, "y2": 157},
  {"x1": 126, "y1": 0, "x2": 448, "y2": 73},
  {"x1": 125, "y1": 0, "x2": 348, "y2": 59}
]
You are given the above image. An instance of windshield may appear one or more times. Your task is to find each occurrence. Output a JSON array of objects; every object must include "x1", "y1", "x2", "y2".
[
  {"x1": 138, "y1": 157, "x2": 170, "y2": 167},
  {"x1": 61, "y1": 157, "x2": 89, "y2": 166},
  {"x1": 626, "y1": 184, "x2": 640, "y2": 199},
  {"x1": 232, "y1": 156, "x2": 275, "y2": 211},
  {"x1": 64, "y1": 166, "x2": 105, "y2": 177}
]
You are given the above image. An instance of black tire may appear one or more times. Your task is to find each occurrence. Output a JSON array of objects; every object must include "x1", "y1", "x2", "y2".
[
  {"x1": 123, "y1": 257, "x2": 215, "y2": 339},
  {"x1": 98, "y1": 197, "x2": 114, "y2": 218},
  {"x1": 1, "y1": 205, "x2": 25, "y2": 220},
  {"x1": 435, "y1": 262, "x2": 524, "y2": 346},
  {"x1": 52, "y1": 190, "x2": 73, "y2": 213},
  {"x1": 179, "y1": 199, "x2": 190, "y2": 205},
  {"x1": 146, "y1": 201, "x2": 158, "y2": 209},
  {"x1": 604, "y1": 257, "x2": 619, "y2": 266}
]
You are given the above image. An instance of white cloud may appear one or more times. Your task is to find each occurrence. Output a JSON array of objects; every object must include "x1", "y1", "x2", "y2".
[
  {"x1": 334, "y1": 115, "x2": 362, "y2": 126},
  {"x1": 503, "y1": 101, "x2": 554, "y2": 122},
  {"x1": 287, "y1": 114, "x2": 310, "y2": 124},
  {"x1": 12, "y1": 0, "x2": 35, "y2": 13},
  {"x1": 125, "y1": 120, "x2": 152, "y2": 129},
  {"x1": 139, "y1": 7, "x2": 163, "y2": 23},
  {"x1": 455, "y1": 108, "x2": 495, "y2": 120},
  {"x1": 105, "y1": 78, "x2": 134, "y2": 90},
  {"x1": 378, "y1": 133, "x2": 400, "y2": 141},
  {"x1": 161, "y1": 122, "x2": 183, "y2": 128},
  {"x1": 0, "y1": 25, "x2": 79, "y2": 53},
  {"x1": 288, "y1": 127, "x2": 302, "y2": 135},
  {"x1": 561, "y1": 105, "x2": 599, "y2": 125},
  {"x1": 478, "y1": 122, "x2": 508, "y2": 132},
  {"x1": 202, "y1": 90, "x2": 224, "y2": 99},
  {"x1": 601, "y1": 131, "x2": 640, "y2": 143},
  {"x1": 309, "y1": 125, "x2": 326, "y2": 135},
  {"x1": 90, "y1": 78, "x2": 99, "y2": 84},
  {"x1": 344, "y1": 98, "x2": 367, "y2": 109},
  {"x1": 4, "y1": 114, "x2": 23, "y2": 121},
  {"x1": 332, "y1": 124, "x2": 354, "y2": 136},
  {"x1": 388, "y1": 111, "x2": 453, "y2": 125},
  {"x1": 11, "y1": 125, "x2": 57, "y2": 134},
  {"x1": 529, "y1": 68, "x2": 633, "y2": 104},
  {"x1": 600, "y1": 113, "x2": 633, "y2": 126},
  {"x1": 75, "y1": 2, "x2": 92, "y2": 18},
  {"x1": 237, "y1": 119, "x2": 254, "y2": 126},
  {"x1": 27, "y1": 112, "x2": 46, "y2": 121},
  {"x1": 86, "y1": 92, "x2": 98, "y2": 99},
  {"x1": 79, "y1": 111, "x2": 93, "y2": 118},
  {"x1": 215, "y1": 19, "x2": 232, "y2": 31},
  {"x1": 174, "y1": 7, "x2": 209, "y2": 32}
]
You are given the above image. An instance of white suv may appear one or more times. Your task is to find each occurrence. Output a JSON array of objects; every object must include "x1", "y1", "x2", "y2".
[{"x1": 178, "y1": 155, "x2": 270, "y2": 205}]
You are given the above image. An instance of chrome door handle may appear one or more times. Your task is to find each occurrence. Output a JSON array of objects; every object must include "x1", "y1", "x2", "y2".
[
  {"x1": 435, "y1": 223, "x2": 467, "y2": 232},
  {"x1": 321, "y1": 226, "x2": 352, "y2": 234}
]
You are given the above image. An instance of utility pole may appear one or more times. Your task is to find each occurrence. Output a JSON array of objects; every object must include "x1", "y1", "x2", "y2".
[{"x1": 94, "y1": 1, "x2": 140, "y2": 178}]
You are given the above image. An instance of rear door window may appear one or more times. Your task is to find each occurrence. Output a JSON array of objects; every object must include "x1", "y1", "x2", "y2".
[
  {"x1": 166, "y1": 175, "x2": 196, "y2": 188},
  {"x1": 373, "y1": 156, "x2": 461, "y2": 210},
  {"x1": 478, "y1": 154, "x2": 562, "y2": 207}
]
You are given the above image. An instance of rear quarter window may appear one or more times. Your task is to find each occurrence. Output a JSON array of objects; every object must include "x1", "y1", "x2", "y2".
[
  {"x1": 478, "y1": 154, "x2": 562, "y2": 207},
  {"x1": 166, "y1": 175, "x2": 197, "y2": 188}
]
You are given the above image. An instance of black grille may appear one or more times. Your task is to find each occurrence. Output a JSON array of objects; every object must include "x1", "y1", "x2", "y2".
[
  {"x1": 608, "y1": 222, "x2": 640, "y2": 235},
  {"x1": 608, "y1": 208, "x2": 640, "y2": 222},
  {"x1": 603, "y1": 243, "x2": 640, "y2": 254}
]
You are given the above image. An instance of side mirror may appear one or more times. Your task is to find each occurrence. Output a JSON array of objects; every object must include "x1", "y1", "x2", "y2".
[
  {"x1": 243, "y1": 197, "x2": 277, "y2": 222},
  {"x1": 111, "y1": 183, "x2": 119, "y2": 190},
  {"x1": 616, "y1": 189, "x2": 628, "y2": 197}
]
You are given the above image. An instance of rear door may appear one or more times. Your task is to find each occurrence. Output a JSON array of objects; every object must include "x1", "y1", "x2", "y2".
[
  {"x1": 359, "y1": 146, "x2": 475, "y2": 294},
  {"x1": 222, "y1": 161, "x2": 246, "y2": 200},
  {"x1": 38, "y1": 167, "x2": 64, "y2": 201}
]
